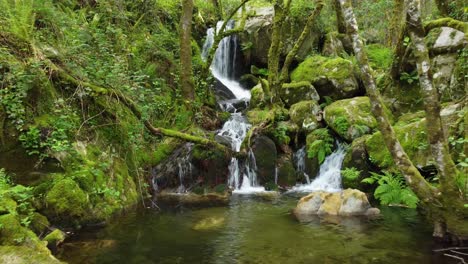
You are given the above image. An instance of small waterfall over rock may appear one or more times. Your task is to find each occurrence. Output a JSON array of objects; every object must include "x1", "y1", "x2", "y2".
[
  {"x1": 202, "y1": 21, "x2": 250, "y2": 100},
  {"x1": 293, "y1": 146, "x2": 311, "y2": 184},
  {"x1": 203, "y1": 20, "x2": 266, "y2": 194},
  {"x1": 176, "y1": 144, "x2": 193, "y2": 193},
  {"x1": 291, "y1": 143, "x2": 346, "y2": 193}
]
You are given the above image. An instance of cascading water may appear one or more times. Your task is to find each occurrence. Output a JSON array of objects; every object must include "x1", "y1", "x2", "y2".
[
  {"x1": 202, "y1": 20, "x2": 266, "y2": 193},
  {"x1": 176, "y1": 143, "x2": 193, "y2": 193},
  {"x1": 290, "y1": 143, "x2": 346, "y2": 193},
  {"x1": 293, "y1": 146, "x2": 311, "y2": 184}
]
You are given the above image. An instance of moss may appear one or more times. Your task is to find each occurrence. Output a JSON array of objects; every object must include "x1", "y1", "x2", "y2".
[
  {"x1": 29, "y1": 213, "x2": 50, "y2": 236},
  {"x1": 291, "y1": 55, "x2": 354, "y2": 83},
  {"x1": 0, "y1": 197, "x2": 17, "y2": 215},
  {"x1": 323, "y1": 97, "x2": 391, "y2": 141},
  {"x1": 153, "y1": 139, "x2": 180, "y2": 165},
  {"x1": 246, "y1": 108, "x2": 275, "y2": 125},
  {"x1": 425, "y1": 28, "x2": 443, "y2": 48},
  {"x1": 365, "y1": 120, "x2": 430, "y2": 170},
  {"x1": 289, "y1": 100, "x2": 321, "y2": 132},
  {"x1": 0, "y1": 214, "x2": 48, "y2": 254},
  {"x1": 250, "y1": 84, "x2": 265, "y2": 108},
  {"x1": 0, "y1": 246, "x2": 62, "y2": 263},
  {"x1": 45, "y1": 177, "x2": 89, "y2": 221},
  {"x1": 366, "y1": 44, "x2": 393, "y2": 70},
  {"x1": 280, "y1": 81, "x2": 318, "y2": 107},
  {"x1": 43, "y1": 229, "x2": 65, "y2": 248}
]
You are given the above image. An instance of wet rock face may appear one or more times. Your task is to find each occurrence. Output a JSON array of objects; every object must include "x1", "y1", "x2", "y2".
[
  {"x1": 252, "y1": 136, "x2": 277, "y2": 184},
  {"x1": 289, "y1": 100, "x2": 322, "y2": 133},
  {"x1": 293, "y1": 189, "x2": 379, "y2": 220},
  {"x1": 280, "y1": 81, "x2": 320, "y2": 108}
]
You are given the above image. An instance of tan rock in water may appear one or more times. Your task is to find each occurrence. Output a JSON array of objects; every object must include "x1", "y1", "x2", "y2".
[{"x1": 293, "y1": 189, "x2": 379, "y2": 219}]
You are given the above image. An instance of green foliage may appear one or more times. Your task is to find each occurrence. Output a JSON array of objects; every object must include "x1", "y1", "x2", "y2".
[
  {"x1": 333, "y1": 116, "x2": 350, "y2": 136},
  {"x1": 366, "y1": 44, "x2": 393, "y2": 70},
  {"x1": 341, "y1": 167, "x2": 361, "y2": 189},
  {"x1": 0, "y1": 0, "x2": 35, "y2": 41},
  {"x1": 362, "y1": 172, "x2": 419, "y2": 208},
  {"x1": 400, "y1": 71, "x2": 419, "y2": 84},
  {"x1": 271, "y1": 122, "x2": 291, "y2": 146},
  {"x1": 307, "y1": 128, "x2": 334, "y2": 164}
]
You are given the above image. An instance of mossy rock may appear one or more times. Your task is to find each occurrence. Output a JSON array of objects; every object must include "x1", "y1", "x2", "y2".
[
  {"x1": 43, "y1": 229, "x2": 65, "y2": 252},
  {"x1": 0, "y1": 197, "x2": 17, "y2": 216},
  {"x1": 0, "y1": 214, "x2": 49, "y2": 254},
  {"x1": 276, "y1": 155, "x2": 297, "y2": 186},
  {"x1": 0, "y1": 246, "x2": 62, "y2": 264},
  {"x1": 45, "y1": 178, "x2": 89, "y2": 222},
  {"x1": 290, "y1": 55, "x2": 360, "y2": 100},
  {"x1": 324, "y1": 97, "x2": 393, "y2": 142},
  {"x1": 252, "y1": 136, "x2": 277, "y2": 184},
  {"x1": 322, "y1": 32, "x2": 346, "y2": 57},
  {"x1": 29, "y1": 213, "x2": 50, "y2": 236},
  {"x1": 342, "y1": 136, "x2": 372, "y2": 191},
  {"x1": 280, "y1": 81, "x2": 319, "y2": 107},
  {"x1": 366, "y1": 103, "x2": 464, "y2": 170},
  {"x1": 250, "y1": 84, "x2": 265, "y2": 108},
  {"x1": 289, "y1": 100, "x2": 322, "y2": 132},
  {"x1": 246, "y1": 108, "x2": 275, "y2": 125}
]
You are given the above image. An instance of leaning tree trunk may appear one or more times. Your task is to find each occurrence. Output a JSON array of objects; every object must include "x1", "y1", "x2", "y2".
[
  {"x1": 333, "y1": 0, "x2": 347, "y2": 34},
  {"x1": 337, "y1": 0, "x2": 445, "y2": 235},
  {"x1": 405, "y1": 0, "x2": 467, "y2": 238},
  {"x1": 179, "y1": 0, "x2": 195, "y2": 101}
]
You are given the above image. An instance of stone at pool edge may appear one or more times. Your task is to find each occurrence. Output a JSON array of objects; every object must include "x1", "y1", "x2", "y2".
[{"x1": 293, "y1": 189, "x2": 380, "y2": 220}]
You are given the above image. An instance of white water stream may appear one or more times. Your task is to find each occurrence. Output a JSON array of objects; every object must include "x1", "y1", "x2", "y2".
[
  {"x1": 202, "y1": 20, "x2": 265, "y2": 193},
  {"x1": 290, "y1": 143, "x2": 346, "y2": 193}
]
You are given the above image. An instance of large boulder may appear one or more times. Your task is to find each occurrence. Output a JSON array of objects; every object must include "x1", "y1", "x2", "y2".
[
  {"x1": 342, "y1": 136, "x2": 372, "y2": 190},
  {"x1": 276, "y1": 154, "x2": 297, "y2": 186},
  {"x1": 289, "y1": 101, "x2": 322, "y2": 132},
  {"x1": 290, "y1": 56, "x2": 361, "y2": 100},
  {"x1": 252, "y1": 136, "x2": 277, "y2": 184},
  {"x1": 44, "y1": 178, "x2": 89, "y2": 222},
  {"x1": 428, "y1": 27, "x2": 465, "y2": 53},
  {"x1": 365, "y1": 103, "x2": 464, "y2": 171},
  {"x1": 280, "y1": 81, "x2": 320, "y2": 107},
  {"x1": 324, "y1": 97, "x2": 392, "y2": 141},
  {"x1": 239, "y1": 6, "x2": 320, "y2": 66},
  {"x1": 293, "y1": 189, "x2": 379, "y2": 218},
  {"x1": 322, "y1": 32, "x2": 346, "y2": 57}
]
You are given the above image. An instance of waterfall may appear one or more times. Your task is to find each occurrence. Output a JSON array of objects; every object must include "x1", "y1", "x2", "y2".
[
  {"x1": 202, "y1": 21, "x2": 250, "y2": 100},
  {"x1": 235, "y1": 149, "x2": 266, "y2": 194},
  {"x1": 293, "y1": 146, "x2": 311, "y2": 184},
  {"x1": 176, "y1": 144, "x2": 193, "y2": 193},
  {"x1": 290, "y1": 143, "x2": 346, "y2": 193},
  {"x1": 203, "y1": 20, "x2": 267, "y2": 194}
]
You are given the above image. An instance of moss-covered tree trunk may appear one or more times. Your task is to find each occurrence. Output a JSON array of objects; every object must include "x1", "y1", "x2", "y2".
[
  {"x1": 333, "y1": 0, "x2": 347, "y2": 34},
  {"x1": 337, "y1": 0, "x2": 447, "y2": 236},
  {"x1": 266, "y1": 0, "x2": 289, "y2": 104},
  {"x1": 179, "y1": 0, "x2": 195, "y2": 101},
  {"x1": 405, "y1": 0, "x2": 467, "y2": 238},
  {"x1": 279, "y1": 0, "x2": 323, "y2": 84}
]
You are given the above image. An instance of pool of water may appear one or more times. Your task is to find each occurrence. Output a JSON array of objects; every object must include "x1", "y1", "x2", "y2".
[{"x1": 58, "y1": 194, "x2": 446, "y2": 264}]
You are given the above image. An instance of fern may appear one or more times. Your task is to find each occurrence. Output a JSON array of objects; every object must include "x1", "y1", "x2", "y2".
[
  {"x1": 307, "y1": 129, "x2": 334, "y2": 164},
  {"x1": 362, "y1": 172, "x2": 419, "y2": 208},
  {"x1": 333, "y1": 116, "x2": 350, "y2": 136},
  {"x1": 0, "y1": 0, "x2": 35, "y2": 41}
]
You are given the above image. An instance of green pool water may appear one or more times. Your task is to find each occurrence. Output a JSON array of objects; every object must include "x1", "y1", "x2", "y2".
[{"x1": 58, "y1": 194, "x2": 445, "y2": 264}]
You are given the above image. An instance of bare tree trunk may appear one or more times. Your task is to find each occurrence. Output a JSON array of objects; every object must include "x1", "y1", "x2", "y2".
[
  {"x1": 180, "y1": 0, "x2": 195, "y2": 101},
  {"x1": 405, "y1": 0, "x2": 460, "y2": 196},
  {"x1": 337, "y1": 0, "x2": 439, "y2": 212}
]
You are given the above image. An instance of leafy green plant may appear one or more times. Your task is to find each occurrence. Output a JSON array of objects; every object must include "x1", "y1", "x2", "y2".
[
  {"x1": 362, "y1": 172, "x2": 419, "y2": 208},
  {"x1": 307, "y1": 128, "x2": 334, "y2": 164},
  {"x1": 271, "y1": 123, "x2": 290, "y2": 145},
  {"x1": 400, "y1": 71, "x2": 419, "y2": 84},
  {"x1": 333, "y1": 116, "x2": 350, "y2": 136},
  {"x1": 341, "y1": 167, "x2": 361, "y2": 188},
  {"x1": 319, "y1": 96, "x2": 333, "y2": 108}
]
